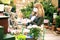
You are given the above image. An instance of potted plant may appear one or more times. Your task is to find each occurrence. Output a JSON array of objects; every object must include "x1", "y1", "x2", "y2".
[
  {"x1": 55, "y1": 16, "x2": 60, "y2": 31},
  {"x1": 41, "y1": 0, "x2": 57, "y2": 24},
  {"x1": 41, "y1": 0, "x2": 57, "y2": 30},
  {"x1": 29, "y1": 27, "x2": 41, "y2": 40},
  {"x1": 21, "y1": 2, "x2": 33, "y2": 18},
  {"x1": 44, "y1": 16, "x2": 49, "y2": 29}
]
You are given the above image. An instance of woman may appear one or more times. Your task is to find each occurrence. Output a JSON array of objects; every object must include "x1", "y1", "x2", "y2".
[{"x1": 33, "y1": 3, "x2": 45, "y2": 26}]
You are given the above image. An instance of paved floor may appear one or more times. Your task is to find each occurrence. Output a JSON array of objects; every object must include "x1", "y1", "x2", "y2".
[{"x1": 44, "y1": 29, "x2": 60, "y2": 40}]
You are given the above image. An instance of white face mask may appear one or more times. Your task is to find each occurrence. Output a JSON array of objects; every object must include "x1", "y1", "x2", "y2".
[{"x1": 33, "y1": 7, "x2": 38, "y2": 12}]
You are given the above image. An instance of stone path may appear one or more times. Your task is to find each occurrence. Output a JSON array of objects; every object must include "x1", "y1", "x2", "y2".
[{"x1": 44, "y1": 29, "x2": 60, "y2": 40}]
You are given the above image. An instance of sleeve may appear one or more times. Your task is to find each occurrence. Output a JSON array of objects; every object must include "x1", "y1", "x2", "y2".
[{"x1": 31, "y1": 16, "x2": 36, "y2": 21}]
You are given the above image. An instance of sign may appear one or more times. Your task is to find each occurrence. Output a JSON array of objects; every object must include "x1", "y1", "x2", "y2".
[{"x1": 0, "y1": 4, "x2": 4, "y2": 11}]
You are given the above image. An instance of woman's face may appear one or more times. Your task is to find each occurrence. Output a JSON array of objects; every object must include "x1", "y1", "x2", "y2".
[{"x1": 33, "y1": 7, "x2": 38, "y2": 12}]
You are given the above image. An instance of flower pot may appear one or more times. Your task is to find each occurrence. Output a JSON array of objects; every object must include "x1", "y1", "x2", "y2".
[
  {"x1": 52, "y1": 25, "x2": 56, "y2": 31},
  {"x1": 49, "y1": 26, "x2": 52, "y2": 30},
  {"x1": 44, "y1": 19, "x2": 49, "y2": 29},
  {"x1": 56, "y1": 28, "x2": 60, "y2": 34},
  {"x1": 44, "y1": 25, "x2": 49, "y2": 29},
  {"x1": 56, "y1": 28, "x2": 60, "y2": 31}
]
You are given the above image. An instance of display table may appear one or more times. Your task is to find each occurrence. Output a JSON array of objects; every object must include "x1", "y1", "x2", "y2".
[
  {"x1": 0, "y1": 16, "x2": 9, "y2": 34},
  {"x1": 3, "y1": 34, "x2": 15, "y2": 40},
  {"x1": 0, "y1": 26, "x2": 4, "y2": 40}
]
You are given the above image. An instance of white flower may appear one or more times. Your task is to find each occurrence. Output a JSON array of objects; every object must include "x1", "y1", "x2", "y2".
[
  {"x1": 32, "y1": 25, "x2": 38, "y2": 28},
  {"x1": 23, "y1": 29, "x2": 30, "y2": 33},
  {"x1": 27, "y1": 25, "x2": 32, "y2": 29}
]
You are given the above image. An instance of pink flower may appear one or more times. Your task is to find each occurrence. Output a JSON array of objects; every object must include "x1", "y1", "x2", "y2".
[{"x1": 44, "y1": 19, "x2": 49, "y2": 23}]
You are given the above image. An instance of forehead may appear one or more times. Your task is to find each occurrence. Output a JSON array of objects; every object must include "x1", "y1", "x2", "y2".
[{"x1": 33, "y1": 7, "x2": 38, "y2": 12}]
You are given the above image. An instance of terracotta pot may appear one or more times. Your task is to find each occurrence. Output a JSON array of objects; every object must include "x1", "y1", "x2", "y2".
[
  {"x1": 52, "y1": 25, "x2": 55, "y2": 31},
  {"x1": 49, "y1": 26, "x2": 52, "y2": 30},
  {"x1": 52, "y1": 25, "x2": 57, "y2": 31},
  {"x1": 44, "y1": 25, "x2": 49, "y2": 29},
  {"x1": 57, "y1": 28, "x2": 60, "y2": 31}
]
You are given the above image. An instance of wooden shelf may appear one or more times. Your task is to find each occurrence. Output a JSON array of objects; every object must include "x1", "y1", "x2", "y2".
[{"x1": 0, "y1": 16, "x2": 9, "y2": 34}]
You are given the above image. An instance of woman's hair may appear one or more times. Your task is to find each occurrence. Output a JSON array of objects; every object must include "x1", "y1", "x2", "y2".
[{"x1": 34, "y1": 3, "x2": 45, "y2": 17}]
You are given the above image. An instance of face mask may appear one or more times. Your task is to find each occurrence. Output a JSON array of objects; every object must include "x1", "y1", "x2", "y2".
[{"x1": 33, "y1": 7, "x2": 38, "y2": 12}]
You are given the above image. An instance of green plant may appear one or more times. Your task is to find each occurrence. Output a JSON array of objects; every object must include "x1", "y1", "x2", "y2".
[
  {"x1": 55, "y1": 16, "x2": 60, "y2": 28},
  {"x1": 41, "y1": 0, "x2": 57, "y2": 23},
  {"x1": 29, "y1": 27, "x2": 41, "y2": 40},
  {"x1": 21, "y1": 2, "x2": 34, "y2": 18},
  {"x1": 44, "y1": 16, "x2": 49, "y2": 19},
  {"x1": 11, "y1": 5, "x2": 16, "y2": 13}
]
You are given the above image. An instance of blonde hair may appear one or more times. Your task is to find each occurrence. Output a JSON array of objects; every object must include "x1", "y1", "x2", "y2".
[{"x1": 34, "y1": 3, "x2": 44, "y2": 17}]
